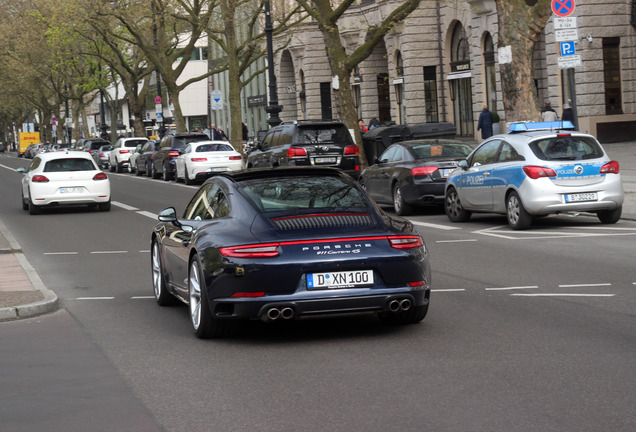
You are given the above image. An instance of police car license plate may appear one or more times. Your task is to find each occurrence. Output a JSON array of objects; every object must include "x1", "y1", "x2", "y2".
[
  {"x1": 314, "y1": 157, "x2": 337, "y2": 164},
  {"x1": 59, "y1": 187, "x2": 83, "y2": 194},
  {"x1": 307, "y1": 270, "x2": 374, "y2": 289},
  {"x1": 565, "y1": 192, "x2": 598, "y2": 203}
]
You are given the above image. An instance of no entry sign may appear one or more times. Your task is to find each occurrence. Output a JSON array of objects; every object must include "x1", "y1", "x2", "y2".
[{"x1": 552, "y1": 0, "x2": 575, "y2": 17}]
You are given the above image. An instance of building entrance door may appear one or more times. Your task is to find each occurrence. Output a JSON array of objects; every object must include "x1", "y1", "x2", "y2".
[{"x1": 452, "y1": 78, "x2": 474, "y2": 136}]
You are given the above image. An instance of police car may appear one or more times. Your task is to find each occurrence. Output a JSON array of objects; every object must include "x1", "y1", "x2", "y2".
[{"x1": 444, "y1": 121, "x2": 624, "y2": 230}]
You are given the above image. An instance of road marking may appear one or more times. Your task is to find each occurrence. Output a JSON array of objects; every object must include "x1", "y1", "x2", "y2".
[
  {"x1": 435, "y1": 239, "x2": 478, "y2": 243},
  {"x1": 485, "y1": 286, "x2": 538, "y2": 291},
  {"x1": 411, "y1": 221, "x2": 461, "y2": 230},
  {"x1": 137, "y1": 210, "x2": 157, "y2": 219},
  {"x1": 474, "y1": 225, "x2": 636, "y2": 240},
  {"x1": 43, "y1": 252, "x2": 78, "y2": 255},
  {"x1": 75, "y1": 297, "x2": 115, "y2": 300},
  {"x1": 112, "y1": 201, "x2": 139, "y2": 211},
  {"x1": 139, "y1": 250, "x2": 150, "y2": 253},
  {"x1": 131, "y1": 296, "x2": 155, "y2": 299},
  {"x1": 558, "y1": 283, "x2": 611, "y2": 288},
  {"x1": 90, "y1": 250, "x2": 128, "y2": 254},
  {"x1": 511, "y1": 293, "x2": 615, "y2": 297},
  {"x1": 432, "y1": 289, "x2": 466, "y2": 292}
]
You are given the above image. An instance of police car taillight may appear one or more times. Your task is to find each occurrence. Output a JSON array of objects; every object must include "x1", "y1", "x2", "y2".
[
  {"x1": 600, "y1": 161, "x2": 619, "y2": 174},
  {"x1": 522, "y1": 166, "x2": 557, "y2": 179}
]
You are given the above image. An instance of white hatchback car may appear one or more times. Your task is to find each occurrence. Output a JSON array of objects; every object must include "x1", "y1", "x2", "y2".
[
  {"x1": 445, "y1": 121, "x2": 624, "y2": 230},
  {"x1": 175, "y1": 140, "x2": 243, "y2": 185},
  {"x1": 18, "y1": 151, "x2": 111, "y2": 214},
  {"x1": 109, "y1": 137, "x2": 149, "y2": 173}
]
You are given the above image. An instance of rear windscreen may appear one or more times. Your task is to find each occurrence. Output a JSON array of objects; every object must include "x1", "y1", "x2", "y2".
[
  {"x1": 125, "y1": 140, "x2": 147, "y2": 147},
  {"x1": 529, "y1": 136, "x2": 604, "y2": 161},
  {"x1": 239, "y1": 176, "x2": 368, "y2": 212},
  {"x1": 197, "y1": 144, "x2": 234, "y2": 152},
  {"x1": 296, "y1": 126, "x2": 353, "y2": 145},
  {"x1": 44, "y1": 158, "x2": 96, "y2": 172}
]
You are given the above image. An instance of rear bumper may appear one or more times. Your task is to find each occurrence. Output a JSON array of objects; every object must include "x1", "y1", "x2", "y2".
[{"x1": 401, "y1": 182, "x2": 446, "y2": 206}]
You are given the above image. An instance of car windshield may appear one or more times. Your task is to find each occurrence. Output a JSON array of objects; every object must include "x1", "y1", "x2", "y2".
[
  {"x1": 410, "y1": 143, "x2": 473, "y2": 159},
  {"x1": 197, "y1": 144, "x2": 233, "y2": 152},
  {"x1": 44, "y1": 158, "x2": 96, "y2": 172},
  {"x1": 239, "y1": 176, "x2": 369, "y2": 212},
  {"x1": 296, "y1": 126, "x2": 352, "y2": 145},
  {"x1": 529, "y1": 136, "x2": 604, "y2": 161}
]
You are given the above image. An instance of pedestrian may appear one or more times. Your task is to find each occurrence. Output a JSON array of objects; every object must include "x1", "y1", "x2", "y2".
[
  {"x1": 368, "y1": 118, "x2": 380, "y2": 130},
  {"x1": 562, "y1": 103, "x2": 574, "y2": 123},
  {"x1": 210, "y1": 124, "x2": 221, "y2": 140},
  {"x1": 242, "y1": 122, "x2": 249, "y2": 141},
  {"x1": 358, "y1": 119, "x2": 368, "y2": 133},
  {"x1": 477, "y1": 104, "x2": 494, "y2": 139},
  {"x1": 541, "y1": 100, "x2": 558, "y2": 122},
  {"x1": 217, "y1": 126, "x2": 228, "y2": 141}
]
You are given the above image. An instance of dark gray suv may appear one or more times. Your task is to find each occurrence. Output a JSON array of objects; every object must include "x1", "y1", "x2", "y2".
[{"x1": 246, "y1": 120, "x2": 361, "y2": 178}]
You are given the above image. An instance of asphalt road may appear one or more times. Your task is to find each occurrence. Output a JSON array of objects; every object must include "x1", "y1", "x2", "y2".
[{"x1": 1, "y1": 153, "x2": 635, "y2": 432}]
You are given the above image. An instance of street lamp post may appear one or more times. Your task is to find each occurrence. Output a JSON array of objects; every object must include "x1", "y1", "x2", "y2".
[
  {"x1": 152, "y1": 0, "x2": 167, "y2": 138},
  {"x1": 264, "y1": 0, "x2": 282, "y2": 127},
  {"x1": 98, "y1": 64, "x2": 109, "y2": 140}
]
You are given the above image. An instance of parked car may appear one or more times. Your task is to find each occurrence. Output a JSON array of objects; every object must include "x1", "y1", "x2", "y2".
[
  {"x1": 127, "y1": 143, "x2": 144, "y2": 174},
  {"x1": 135, "y1": 140, "x2": 161, "y2": 177},
  {"x1": 151, "y1": 133, "x2": 209, "y2": 181},
  {"x1": 109, "y1": 137, "x2": 149, "y2": 173},
  {"x1": 151, "y1": 167, "x2": 431, "y2": 338},
  {"x1": 359, "y1": 139, "x2": 474, "y2": 215},
  {"x1": 445, "y1": 121, "x2": 624, "y2": 230},
  {"x1": 246, "y1": 119, "x2": 361, "y2": 179},
  {"x1": 93, "y1": 145, "x2": 113, "y2": 169},
  {"x1": 51, "y1": 144, "x2": 71, "y2": 152},
  {"x1": 175, "y1": 141, "x2": 243, "y2": 185},
  {"x1": 24, "y1": 143, "x2": 43, "y2": 159},
  {"x1": 77, "y1": 138, "x2": 110, "y2": 158},
  {"x1": 17, "y1": 151, "x2": 111, "y2": 214}
]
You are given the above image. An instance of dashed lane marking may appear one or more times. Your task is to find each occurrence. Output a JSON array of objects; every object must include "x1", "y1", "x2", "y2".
[
  {"x1": 411, "y1": 221, "x2": 461, "y2": 230},
  {"x1": 510, "y1": 293, "x2": 615, "y2": 297},
  {"x1": 90, "y1": 250, "x2": 128, "y2": 254},
  {"x1": 558, "y1": 283, "x2": 612, "y2": 288},
  {"x1": 435, "y1": 239, "x2": 478, "y2": 243},
  {"x1": 485, "y1": 286, "x2": 538, "y2": 291},
  {"x1": 137, "y1": 210, "x2": 157, "y2": 219},
  {"x1": 112, "y1": 201, "x2": 139, "y2": 211}
]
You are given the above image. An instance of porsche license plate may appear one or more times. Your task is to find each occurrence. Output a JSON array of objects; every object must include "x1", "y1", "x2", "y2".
[
  {"x1": 565, "y1": 192, "x2": 597, "y2": 203},
  {"x1": 307, "y1": 270, "x2": 374, "y2": 289}
]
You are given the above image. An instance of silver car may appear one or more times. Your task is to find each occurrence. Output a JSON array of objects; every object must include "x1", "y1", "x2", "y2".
[{"x1": 445, "y1": 121, "x2": 624, "y2": 230}]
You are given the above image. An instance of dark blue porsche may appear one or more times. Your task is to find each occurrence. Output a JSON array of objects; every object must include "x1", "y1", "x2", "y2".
[{"x1": 151, "y1": 167, "x2": 431, "y2": 338}]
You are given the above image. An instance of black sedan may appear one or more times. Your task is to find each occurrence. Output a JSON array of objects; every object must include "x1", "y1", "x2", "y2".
[
  {"x1": 359, "y1": 139, "x2": 474, "y2": 215},
  {"x1": 151, "y1": 167, "x2": 431, "y2": 338}
]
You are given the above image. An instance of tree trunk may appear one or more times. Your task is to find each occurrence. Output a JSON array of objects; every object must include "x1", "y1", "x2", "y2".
[{"x1": 495, "y1": 0, "x2": 552, "y2": 122}]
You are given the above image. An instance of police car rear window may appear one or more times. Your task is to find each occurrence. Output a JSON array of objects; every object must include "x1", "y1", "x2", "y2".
[{"x1": 529, "y1": 136, "x2": 604, "y2": 161}]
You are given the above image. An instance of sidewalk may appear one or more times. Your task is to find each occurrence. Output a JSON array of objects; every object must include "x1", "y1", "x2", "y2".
[
  {"x1": 0, "y1": 220, "x2": 58, "y2": 321},
  {"x1": 0, "y1": 143, "x2": 634, "y2": 321}
]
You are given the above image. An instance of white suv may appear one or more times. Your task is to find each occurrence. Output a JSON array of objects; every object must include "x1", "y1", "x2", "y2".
[{"x1": 109, "y1": 137, "x2": 149, "y2": 173}]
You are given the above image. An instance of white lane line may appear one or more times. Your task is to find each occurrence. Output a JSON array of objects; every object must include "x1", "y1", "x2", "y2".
[
  {"x1": 139, "y1": 250, "x2": 150, "y2": 253},
  {"x1": 558, "y1": 283, "x2": 612, "y2": 288},
  {"x1": 112, "y1": 201, "x2": 139, "y2": 211},
  {"x1": 90, "y1": 250, "x2": 128, "y2": 254},
  {"x1": 137, "y1": 210, "x2": 157, "y2": 219},
  {"x1": 43, "y1": 252, "x2": 78, "y2": 255},
  {"x1": 75, "y1": 297, "x2": 115, "y2": 300},
  {"x1": 436, "y1": 239, "x2": 478, "y2": 243},
  {"x1": 485, "y1": 286, "x2": 538, "y2": 291},
  {"x1": 131, "y1": 296, "x2": 155, "y2": 299},
  {"x1": 411, "y1": 221, "x2": 461, "y2": 230},
  {"x1": 511, "y1": 293, "x2": 615, "y2": 297},
  {"x1": 432, "y1": 289, "x2": 466, "y2": 292}
]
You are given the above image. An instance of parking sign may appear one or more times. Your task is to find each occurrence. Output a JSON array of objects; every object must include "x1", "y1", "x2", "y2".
[{"x1": 560, "y1": 41, "x2": 576, "y2": 56}]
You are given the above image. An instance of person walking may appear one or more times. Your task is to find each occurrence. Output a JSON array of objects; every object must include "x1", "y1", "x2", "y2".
[
  {"x1": 477, "y1": 105, "x2": 494, "y2": 140},
  {"x1": 541, "y1": 100, "x2": 558, "y2": 122},
  {"x1": 562, "y1": 103, "x2": 574, "y2": 123}
]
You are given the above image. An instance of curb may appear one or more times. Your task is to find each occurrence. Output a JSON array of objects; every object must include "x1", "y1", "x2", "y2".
[{"x1": 0, "y1": 220, "x2": 59, "y2": 322}]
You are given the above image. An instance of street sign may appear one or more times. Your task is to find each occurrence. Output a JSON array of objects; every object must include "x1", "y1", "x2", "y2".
[
  {"x1": 555, "y1": 28, "x2": 578, "y2": 42},
  {"x1": 560, "y1": 41, "x2": 576, "y2": 56},
  {"x1": 552, "y1": 0, "x2": 575, "y2": 17},
  {"x1": 156, "y1": 112, "x2": 163, "y2": 122},
  {"x1": 155, "y1": 96, "x2": 162, "y2": 105},
  {"x1": 554, "y1": 16, "x2": 577, "y2": 29},
  {"x1": 558, "y1": 54, "x2": 581, "y2": 69},
  {"x1": 210, "y1": 90, "x2": 223, "y2": 111},
  {"x1": 155, "y1": 103, "x2": 163, "y2": 113}
]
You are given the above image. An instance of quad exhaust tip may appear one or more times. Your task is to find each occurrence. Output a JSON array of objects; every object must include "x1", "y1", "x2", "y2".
[
  {"x1": 388, "y1": 298, "x2": 412, "y2": 312},
  {"x1": 263, "y1": 306, "x2": 295, "y2": 321}
]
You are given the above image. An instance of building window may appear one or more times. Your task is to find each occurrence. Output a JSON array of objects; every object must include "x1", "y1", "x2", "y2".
[
  {"x1": 424, "y1": 66, "x2": 438, "y2": 123},
  {"x1": 603, "y1": 38, "x2": 623, "y2": 115},
  {"x1": 483, "y1": 33, "x2": 496, "y2": 110},
  {"x1": 320, "y1": 82, "x2": 332, "y2": 120}
]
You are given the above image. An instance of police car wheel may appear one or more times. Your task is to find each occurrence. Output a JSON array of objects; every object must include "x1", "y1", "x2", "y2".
[
  {"x1": 445, "y1": 187, "x2": 471, "y2": 222},
  {"x1": 506, "y1": 191, "x2": 532, "y2": 230},
  {"x1": 597, "y1": 207, "x2": 622, "y2": 224}
]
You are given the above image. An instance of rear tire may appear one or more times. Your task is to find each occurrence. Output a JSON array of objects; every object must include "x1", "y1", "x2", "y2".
[
  {"x1": 506, "y1": 191, "x2": 532, "y2": 230},
  {"x1": 189, "y1": 254, "x2": 233, "y2": 339},
  {"x1": 98, "y1": 200, "x2": 111, "y2": 212},
  {"x1": 445, "y1": 187, "x2": 471, "y2": 222},
  {"x1": 151, "y1": 162, "x2": 160, "y2": 179},
  {"x1": 162, "y1": 163, "x2": 171, "y2": 181},
  {"x1": 135, "y1": 161, "x2": 142, "y2": 176},
  {"x1": 28, "y1": 199, "x2": 41, "y2": 215},
  {"x1": 393, "y1": 183, "x2": 413, "y2": 216},
  {"x1": 597, "y1": 206, "x2": 622, "y2": 224},
  {"x1": 184, "y1": 166, "x2": 194, "y2": 185},
  {"x1": 116, "y1": 162, "x2": 123, "y2": 173}
]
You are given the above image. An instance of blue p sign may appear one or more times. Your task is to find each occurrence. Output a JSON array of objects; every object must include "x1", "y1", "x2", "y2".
[{"x1": 560, "y1": 41, "x2": 576, "y2": 56}]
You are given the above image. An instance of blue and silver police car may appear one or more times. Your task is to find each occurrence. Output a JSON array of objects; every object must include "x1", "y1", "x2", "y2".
[{"x1": 444, "y1": 121, "x2": 624, "y2": 230}]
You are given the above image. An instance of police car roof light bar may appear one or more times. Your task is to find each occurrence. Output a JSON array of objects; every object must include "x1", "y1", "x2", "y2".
[{"x1": 507, "y1": 121, "x2": 576, "y2": 134}]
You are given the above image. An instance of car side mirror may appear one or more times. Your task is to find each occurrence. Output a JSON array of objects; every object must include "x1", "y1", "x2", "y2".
[
  {"x1": 458, "y1": 160, "x2": 469, "y2": 170},
  {"x1": 17, "y1": 167, "x2": 26, "y2": 174},
  {"x1": 158, "y1": 207, "x2": 178, "y2": 223}
]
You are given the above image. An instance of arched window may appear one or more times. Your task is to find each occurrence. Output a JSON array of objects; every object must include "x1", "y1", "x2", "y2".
[
  {"x1": 483, "y1": 33, "x2": 496, "y2": 110},
  {"x1": 451, "y1": 24, "x2": 470, "y2": 72}
]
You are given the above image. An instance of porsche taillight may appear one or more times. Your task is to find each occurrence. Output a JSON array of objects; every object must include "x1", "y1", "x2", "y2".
[
  {"x1": 191, "y1": 158, "x2": 207, "y2": 162},
  {"x1": 219, "y1": 243, "x2": 280, "y2": 258},
  {"x1": 388, "y1": 236, "x2": 423, "y2": 249},
  {"x1": 168, "y1": 151, "x2": 180, "y2": 158}
]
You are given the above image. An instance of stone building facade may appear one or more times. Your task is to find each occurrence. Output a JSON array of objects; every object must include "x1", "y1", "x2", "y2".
[{"x1": 270, "y1": 0, "x2": 636, "y2": 143}]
